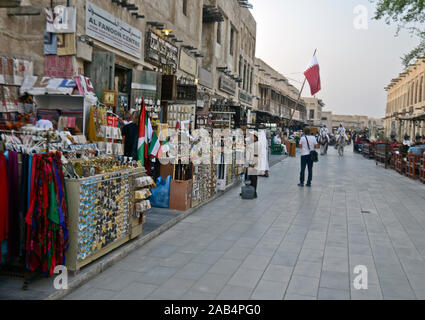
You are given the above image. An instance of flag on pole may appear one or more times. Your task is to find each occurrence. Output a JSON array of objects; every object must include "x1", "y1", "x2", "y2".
[
  {"x1": 147, "y1": 117, "x2": 153, "y2": 143},
  {"x1": 137, "y1": 98, "x2": 148, "y2": 166},
  {"x1": 304, "y1": 55, "x2": 321, "y2": 96},
  {"x1": 149, "y1": 132, "x2": 161, "y2": 159}
]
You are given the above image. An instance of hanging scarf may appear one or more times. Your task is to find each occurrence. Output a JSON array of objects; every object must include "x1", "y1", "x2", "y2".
[
  {"x1": 0, "y1": 153, "x2": 9, "y2": 264},
  {"x1": 25, "y1": 152, "x2": 68, "y2": 276}
]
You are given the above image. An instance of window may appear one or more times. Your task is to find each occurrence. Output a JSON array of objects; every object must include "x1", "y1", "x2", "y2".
[
  {"x1": 183, "y1": 0, "x2": 188, "y2": 16},
  {"x1": 310, "y1": 110, "x2": 315, "y2": 120},
  {"x1": 230, "y1": 26, "x2": 235, "y2": 56},
  {"x1": 217, "y1": 23, "x2": 222, "y2": 45}
]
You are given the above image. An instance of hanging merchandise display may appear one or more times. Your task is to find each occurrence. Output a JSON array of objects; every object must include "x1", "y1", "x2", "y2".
[{"x1": 64, "y1": 166, "x2": 155, "y2": 271}]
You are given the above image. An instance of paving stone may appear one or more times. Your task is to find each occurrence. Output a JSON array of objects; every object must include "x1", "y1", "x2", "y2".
[
  {"x1": 191, "y1": 273, "x2": 230, "y2": 294},
  {"x1": 293, "y1": 261, "x2": 322, "y2": 279},
  {"x1": 228, "y1": 267, "x2": 264, "y2": 289},
  {"x1": 318, "y1": 288, "x2": 350, "y2": 300},
  {"x1": 137, "y1": 267, "x2": 179, "y2": 285},
  {"x1": 65, "y1": 287, "x2": 118, "y2": 300},
  {"x1": 251, "y1": 280, "x2": 287, "y2": 300},
  {"x1": 284, "y1": 293, "x2": 317, "y2": 300},
  {"x1": 149, "y1": 278, "x2": 196, "y2": 299},
  {"x1": 112, "y1": 283, "x2": 158, "y2": 300},
  {"x1": 262, "y1": 265, "x2": 293, "y2": 283},
  {"x1": 217, "y1": 285, "x2": 253, "y2": 300},
  {"x1": 320, "y1": 271, "x2": 350, "y2": 291},
  {"x1": 208, "y1": 259, "x2": 243, "y2": 276},
  {"x1": 270, "y1": 251, "x2": 299, "y2": 267},
  {"x1": 286, "y1": 275, "x2": 320, "y2": 297},
  {"x1": 241, "y1": 255, "x2": 272, "y2": 271},
  {"x1": 90, "y1": 271, "x2": 144, "y2": 291},
  {"x1": 174, "y1": 262, "x2": 212, "y2": 281}
]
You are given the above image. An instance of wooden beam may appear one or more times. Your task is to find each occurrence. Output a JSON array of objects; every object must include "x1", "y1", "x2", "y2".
[
  {"x1": 0, "y1": 0, "x2": 21, "y2": 8},
  {"x1": 7, "y1": 6, "x2": 41, "y2": 15}
]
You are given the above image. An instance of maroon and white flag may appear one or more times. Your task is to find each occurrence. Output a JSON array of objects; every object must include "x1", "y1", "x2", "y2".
[{"x1": 304, "y1": 55, "x2": 321, "y2": 96}]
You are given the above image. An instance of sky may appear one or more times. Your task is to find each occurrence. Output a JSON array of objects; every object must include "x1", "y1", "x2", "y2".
[{"x1": 249, "y1": 0, "x2": 420, "y2": 118}]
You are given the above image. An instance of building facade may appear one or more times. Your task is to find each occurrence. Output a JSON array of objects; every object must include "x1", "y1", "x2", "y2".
[
  {"x1": 384, "y1": 57, "x2": 425, "y2": 140},
  {"x1": 253, "y1": 58, "x2": 307, "y2": 128},
  {"x1": 331, "y1": 114, "x2": 369, "y2": 132},
  {"x1": 303, "y1": 97, "x2": 325, "y2": 127}
]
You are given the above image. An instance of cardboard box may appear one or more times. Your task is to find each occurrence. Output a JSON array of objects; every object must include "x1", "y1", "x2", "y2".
[
  {"x1": 160, "y1": 163, "x2": 174, "y2": 180},
  {"x1": 170, "y1": 179, "x2": 192, "y2": 211}
]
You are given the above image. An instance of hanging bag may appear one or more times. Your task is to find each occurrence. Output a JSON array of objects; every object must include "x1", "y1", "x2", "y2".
[{"x1": 306, "y1": 136, "x2": 319, "y2": 163}]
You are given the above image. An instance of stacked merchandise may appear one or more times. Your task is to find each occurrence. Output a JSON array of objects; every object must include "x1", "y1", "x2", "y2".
[
  {"x1": 74, "y1": 172, "x2": 130, "y2": 262},
  {"x1": 167, "y1": 104, "x2": 195, "y2": 129},
  {"x1": 192, "y1": 165, "x2": 215, "y2": 208},
  {"x1": 131, "y1": 176, "x2": 155, "y2": 238},
  {"x1": 64, "y1": 158, "x2": 153, "y2": 271},
  {"x1": 0, "y1": 150, "x2": 68, "y2": 277},
  {"x1": 87, "y1": 106, "x2": 123, "y2": 156}
]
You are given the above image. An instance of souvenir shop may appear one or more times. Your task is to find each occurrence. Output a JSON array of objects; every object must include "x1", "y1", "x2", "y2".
[{"x1": 0, "y1": 71, "x2": 158, "y2": 283}]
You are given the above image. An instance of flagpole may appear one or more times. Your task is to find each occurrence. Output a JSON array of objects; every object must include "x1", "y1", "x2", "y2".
[{"x1": 288, "y1": 48, "x2": 317, "y2": 128}]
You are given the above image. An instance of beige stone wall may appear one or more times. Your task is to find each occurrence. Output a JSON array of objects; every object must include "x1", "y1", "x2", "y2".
[
  {"x1": 303, "y1": 97, "x2": 324, "y2": 126},
  {"x1": 0, "y1": 0, "x2": 203, "y2": 76},
  {"x1": 385, "y1": 58, "x2": 425, "y2": 140}
]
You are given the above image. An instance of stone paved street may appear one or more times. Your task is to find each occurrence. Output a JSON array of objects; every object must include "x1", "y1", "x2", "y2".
[{"x1": 65, "y1": 147, "x2": 425, "y2": 300}]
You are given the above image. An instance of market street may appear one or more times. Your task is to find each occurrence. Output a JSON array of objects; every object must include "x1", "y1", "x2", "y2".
[{"x1": 64, "y1": 147, "x2": 425, "y2": 300}]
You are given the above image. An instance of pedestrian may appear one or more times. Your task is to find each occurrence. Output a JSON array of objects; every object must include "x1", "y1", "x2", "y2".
[
  {"x1": 121, "y1": 111, "x2": 138, "y2": 160},
  {"x1": 243, "y1": 130, "x2": 268, "y2": 198},
  {"x1": 298, "y1": 128, "x2": 319, "y2": 188}
]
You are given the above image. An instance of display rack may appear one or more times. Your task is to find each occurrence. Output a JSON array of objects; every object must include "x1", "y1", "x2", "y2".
[{"x1": 65, "y1": 167, "x2": 147, "y2": 272}]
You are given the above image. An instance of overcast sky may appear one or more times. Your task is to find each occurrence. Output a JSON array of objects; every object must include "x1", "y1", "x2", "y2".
[{"x1": 250, "y1": 0, "x2": 419, "y2": 118}]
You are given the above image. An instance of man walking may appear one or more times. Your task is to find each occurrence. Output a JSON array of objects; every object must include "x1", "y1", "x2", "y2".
[{"x1": 298, "y1": 128, "x2": 319, "y2": 188}]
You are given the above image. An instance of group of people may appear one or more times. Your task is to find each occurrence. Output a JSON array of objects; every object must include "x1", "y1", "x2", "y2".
[{"x1": 242, "y1": 123, "x2": 350, "y2": 199}]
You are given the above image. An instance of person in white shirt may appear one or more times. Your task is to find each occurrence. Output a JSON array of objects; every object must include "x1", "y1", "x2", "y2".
[
  {"x1": 337, "y1": 124, "x2": 347, "y2": 138},
  {"x1": 298, "y1": 128, "x2": 319, "y2": 187}
]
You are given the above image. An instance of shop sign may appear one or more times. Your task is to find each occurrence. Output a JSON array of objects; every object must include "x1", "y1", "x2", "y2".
[
  {"x1": 239, "y1": 90, "x2": 252, "y2": 105},
  {"x1": 179, "y1": 50, "x2": 197, "y2": 76},
  {"x1": 219, "y1": 76, "x2": 236, "y2": 95},
  {"x1": 198, "y1": 67, "x2": 213, "y2": 89},
  {"x1": 145, "y1": 31, "x2": 178, "y2": 72},
  {"x1": 86, "y1": 1, "x2": 142, "y2": 59}
]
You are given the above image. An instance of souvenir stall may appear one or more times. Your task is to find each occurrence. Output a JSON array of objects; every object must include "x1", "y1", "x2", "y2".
[
  {"x1": 0, "y1": 57, "x2": 35, "y2": 129},
  {"x1": 64, "y1": 159, "x2": 155, "y2": 272},
  {"x1": 0, "y1": 128, "x2": 69, "y2": 285}
]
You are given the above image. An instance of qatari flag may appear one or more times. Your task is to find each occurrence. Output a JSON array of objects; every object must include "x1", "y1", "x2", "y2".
[{"x1": 304, "y1": 55, "x2": 321, "y2": 96}]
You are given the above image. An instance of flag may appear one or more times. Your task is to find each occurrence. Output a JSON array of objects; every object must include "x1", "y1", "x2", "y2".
[
  {"x1": 149, "y1": 132, "x2": 161, "y2": 159},
  {"x1": 304, "y1": 55, "x2": 321, "y2": 96},
  {"x1": 147, "y1": 117, "x2": 153, "y2": 143},
  {"x1": 137, "y1": 98, "x2": 148, "y2": 166}
]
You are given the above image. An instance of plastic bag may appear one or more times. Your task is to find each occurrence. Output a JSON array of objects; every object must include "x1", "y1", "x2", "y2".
[{"x1": 149, "y1": 175, "x2": 171, "y2": 208}]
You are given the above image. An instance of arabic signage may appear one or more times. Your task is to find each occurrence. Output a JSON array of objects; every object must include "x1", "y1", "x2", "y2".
[
  {"x1": 179, "y1": 49, "x2": 197, "y2": 76},
  {"x1": 198, "y1": 66, "x2": 213, "y2": 89},
  {"x1": 219, "y1": 76, "x2": 236, "y2": 95},
  {"x1": 145, "y1": 31, "x2": 178, "y2": 72},
  {"x1": 86, "y1": 1, "x2": 142, "y2": 59},
  {"x1": 239, "y1": 90, "x2": 252, "y2": 105}
]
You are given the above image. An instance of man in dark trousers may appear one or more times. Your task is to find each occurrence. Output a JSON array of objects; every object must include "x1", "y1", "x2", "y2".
[
  {"x1": 121, "y1": 111, "x2": 138, "y2": 160},
  {"x1": 298, "y1": 128, "x2": 319, "y2": 187}
]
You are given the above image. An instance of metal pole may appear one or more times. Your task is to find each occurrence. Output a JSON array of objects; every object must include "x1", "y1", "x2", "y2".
[{"x1": 288, "y1": 49, "x2": 317, "y2": 128}]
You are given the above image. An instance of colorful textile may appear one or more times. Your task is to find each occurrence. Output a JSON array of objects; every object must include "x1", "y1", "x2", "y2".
[
  {"x1": 25, "y1": 152, "x2": 68, "y2": 276},
  {"x1": 0, "y1": 153, "x2": 9, "y2": 264},
  {"x1": 137, "y1": 99, "x2": 148, "y2": 166}
]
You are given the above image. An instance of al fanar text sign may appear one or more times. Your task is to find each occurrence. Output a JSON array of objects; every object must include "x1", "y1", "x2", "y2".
[{"x1": 86, "y1": 1, "x2": 142, "y2": 58}]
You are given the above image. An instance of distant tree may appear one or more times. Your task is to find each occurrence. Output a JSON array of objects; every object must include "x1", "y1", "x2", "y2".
[{"x1": 372, "y1": 0, "x2": 425, "y2": 67}]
